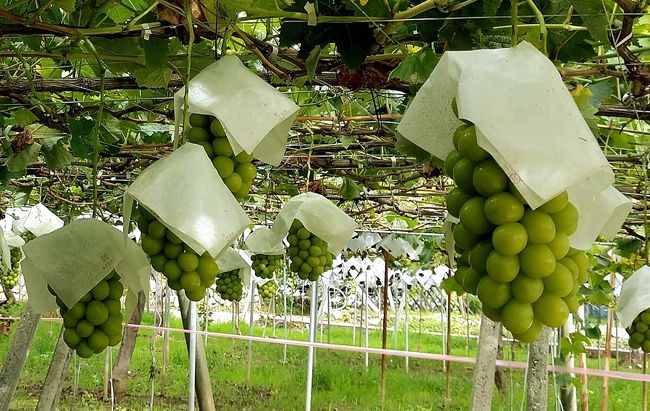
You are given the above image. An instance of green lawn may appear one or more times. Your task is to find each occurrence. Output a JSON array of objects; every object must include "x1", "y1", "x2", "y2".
[{"x1": 0, "y1": 306, "x2": 646, "y2": 410}]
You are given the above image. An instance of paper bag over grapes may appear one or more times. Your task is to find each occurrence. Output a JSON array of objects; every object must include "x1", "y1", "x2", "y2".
[
  {"x1": 21, "y1": 219, "x2": 150, "y2": 357},
  {"x1": 397, "y1": 42, "x2": 631, "y2": 342},
  {"x1": 270, "y1": 193, "x2": 357, "y2": 281},
  {"x1": 123, "y1": 144, "x2": 250, "y2": 301},
  {"x1": 617, "y1": 266, "x2": 650, "y2": 353},
  {"x1": 173, "y1": 55, "x2": 299, "y2": 167}
]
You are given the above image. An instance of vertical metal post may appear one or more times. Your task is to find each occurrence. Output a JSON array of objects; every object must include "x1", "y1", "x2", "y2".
[
  {"x1": 188, "y1": 300, "x2": 197, "y2": 411},
  {"x1": 305, "y1": 281, "x2": 319, "y2": 411}
]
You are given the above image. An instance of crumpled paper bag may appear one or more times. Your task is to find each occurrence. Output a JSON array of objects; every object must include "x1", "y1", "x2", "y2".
[
  {"x1": 123, "y1": 144, "x2": 250, "y2": 258},
  {"x1": 216, "y1": 247, "x2": 252, "y2": 291},
  {"x1": 174, "y1": 56, "x2": 299, "y2": 166},
  {"x1": 617, "y1": 266, "x2": 650, "y2": 328},
  {"x1": 21, "y1": 219, "x2": 150, "y2": 318},
  {"x1": 397, "y1": 42, "x2": 628, "y2": 247},
  {"x1": 347, "y1": 232, "x2": 381, "y2": 252},
  {"x1": 377, "y1": 235, "x2": 419, "y2": 260},
  {"x1": 12, "y1": 203, "x2": 64, "y2": 237},
  {"x1": 269, "y1": 193, "x2": 358, "y2": 255},
  {"x1": 245, "y1": 227, "x2": 285, "y2": 256}
]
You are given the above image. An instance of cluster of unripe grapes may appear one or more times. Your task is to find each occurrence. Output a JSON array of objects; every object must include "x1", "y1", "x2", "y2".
[
  {"x1": 251, "y1": 254, "x2": 281, "y2": 279},
  {"x1": 626, "y1": 308, "x2": 650, "y2": 352},
  {"x1": 136, "y1": 205, "x2": 219, "y2": 302},
  {"x1": 1, "y1": 248, "x2": 22, "y2": 288},
  {"x1": 50, "y1": 271, "x2": 124, "y2": 358},
  {"x1": 215, "y1": 270, "x2": 243, "y2": 302},
  {"x1": 446, "y1": 123, "x2": 587, "y2": 343},
  {"x1": 257, "y1": 280, "x2": 276, "y2": 300},
  {"x1": 187, "y1": 113, "x2": 257, "y2": 200},
  {"x1": 287, "y1": 220, "x2": 333, "y2": 281}
]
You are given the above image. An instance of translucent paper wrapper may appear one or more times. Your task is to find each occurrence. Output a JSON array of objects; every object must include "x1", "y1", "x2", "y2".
[
  {"x1": 245, "y1": 227, "x2": 285, "y2": 256},
  {"x1": 397, "y1": 42, "x2": 628, "y2": 247},
  {"x1": 216, "y1": 247, "x2": 252, "y2": 291},
  {"x1": 123, "y1": 144, "x2": 250, "y2": 258},
  {"x1": 269, "y1": 193, "x2": 358, "y2": 255},
  {"x1": 0, "y1": 226, "x2": 10, "y2": 272},
  {"x1": 174, "y1": 56, "x2": 299, "y2": 166},
  {"x1": 347, "y1": 232, "x2": 381, "y2": 252},
  {"x1": 21, "y1": 219, "x2": 150, "y2": 318},
  {"x1": 617, "y1": 266, "x2": 650, "y2": 328},
  {"x1": 17, "y1": 203, "x2": 64, "y2": 237},
  {"x1": 378, "y1": 235, "x2": 419, "y2": 260},
  {"x1": 569, "y1": 185, "x2": 632, "y2": 250}
]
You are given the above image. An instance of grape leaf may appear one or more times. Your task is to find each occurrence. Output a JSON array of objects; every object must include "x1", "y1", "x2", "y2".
[
  {"x1": 140, "y1": 38, "x2": 171, "y2": 67},
  {"x1": 395, "y1": 134, "x2": 432, "y2": 164},
  {"x1": 440, "y1": 276, "x2": 464, "y2": 295},
  {"x1": 10, "y1": 108, "x2": 38, "y2": 127},
  {"x1": 41, "y1": 141, "x2": 74, "y2": 170},
  {"x1": 7, "y1": 143, "x2": 42, "y2": 172},
  {"x1": 614, "y1": 237, "x2": 644, "y2": 258},
  {"x1": 143, "y1": 131, "x2": 172, "y2": 144},
  {"x1": 134, "y1": 67, "x2": 173, "y2": 88},
  {"x1": 69, "y1": 118, "x2": 97, "y2": 160},
  {"x1": 568, "y1": 0, "x2": 609, "y2": 45},
  {"x1": 55, "y1": 0, "x2": 76, "y2": 12},
  {"x1": 390, "y1": 48, "x2": 440, "y2": 86},
  {"x1": 340, "y1": 178, "x2": 362, "y2": 200}
]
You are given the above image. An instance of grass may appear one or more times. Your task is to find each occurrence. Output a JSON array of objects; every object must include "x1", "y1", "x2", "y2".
[{"x1": 0, "y1": 305, "x2": 647, "y2": 410}]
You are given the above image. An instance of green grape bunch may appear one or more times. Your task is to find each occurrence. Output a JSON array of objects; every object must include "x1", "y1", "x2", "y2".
[
  {"x1": 1, "y1": 248, "x2": 22, "y2": 288},
  {"x1": 626, "y1": 308, "x2": 650, "y2": 353},
  {"x1": 251, "y1": 254, "x2": 281, "y2": 279},
  {"x1": 215, "y1": 269, "x2": 243, "y2": 302},
  {"x1": 257, "y1": 280, "x2": 276, "y2": 300},
  {"x1": 186, "y1": 113, "x2": 257, "y2": 201},
  {"x1": 286, "y1": 220, "x2": 333, "y2": 281},
  {"x1": 49, "y1": 270, "x2": 125, "y2": 358},
  {"x1": 135, "y1": 204, "x2": 219, "y2": 302},
  {"x1": 446, "y1": 123, "x2": 587, "y2": 343}
]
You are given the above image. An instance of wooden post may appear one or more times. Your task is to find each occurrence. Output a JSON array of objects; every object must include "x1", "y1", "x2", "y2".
[
  {"x1": 643, "y1": 354, "x2": 648, "y2": 411},
  {"x1": 112, "y1": 291, "x2": 146, "y2": 399},
  {"x1": 526, "y1": 327, "x2": 550, "y2": 411},
  {"x1": 559, "y1": 317, "x2": 577, "y2": 411},
  {"x1": 471, "y1": 315, "x2": 501, "y2": 411},
  {"x1": 444, "y1": 291, "x2": 452, "y2": 406},
  {"x1": 602, "y1": 272, "x2": 615, "y2": 410},
  {"x1": 36, "y1": 327, "x2": 72, "y2": 411},
  {"x1": 0, "y1": 304, "x2": 41, "y2": 411},
  {"x1": 380, "y1": 250, "x2": 390, "y2": 409},
  {"x1": 178, "y1": 291, "x2": 216, "y2": 411}
]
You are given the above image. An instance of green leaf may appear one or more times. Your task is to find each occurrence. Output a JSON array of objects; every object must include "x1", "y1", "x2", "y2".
[
  {"x1": 41, "y1": 141, "x2": 74, "y2": 170},
  {"x1": 69, "y1": 118, "x2": 97, "y2": 160},
  {"x1": 568, "y1": 0, "x2": 610, "y2": 45},
  {"x1": 614, "y1": 237, "x2": 644, "y2": 258},
  {"x1": 55, "y1": 0, "x2": 76, "y2": 12},
  {"x1": 441, "y1": 276, "x2": 464, "y2": 295},
  {"x1": 390, "y1": 48, "x2": 440, "y2": 86},
  {"x1": 340, "y1": 178, "x2": 362, "y2": 200},
  {"x1": 143, "y1": 131, "x2": 172, "y2": 144},
  {"x1": 571, "y1": 85, "x2": 598, "y2": 135},
  {"x1": 134, "y1": 67, "x2": 173, "y2": 88},
  {"x1": 395, "y1": 134, "x2": 432, "y2": 163},
  {"x1": 584, "y1": 326, "x2": 601, "y2": 339},
  {"x1": 140, "y1": 38, "x2": 171, "y2": 67},
  {"x1": 340, "y1": 135, "x2": 356, "y2": 149},
  {"x1": 10, "y1": 108, "x2": 38, "y2": 127},
  {"x1": 305, "y1": 45, "x2": 322, "y2": 81},
  {"x1": 7, "y1": 143, "x2": 42, "y2": 172}
]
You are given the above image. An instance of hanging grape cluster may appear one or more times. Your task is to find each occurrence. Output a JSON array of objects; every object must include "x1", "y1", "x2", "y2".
[
  {"x1": 287, "y1": 220, "x2": 333, "y2": 281},
  {"x1": 215, "y1": 269, "x2": 243, "y2": 302},
  {"x1": 626, "y1": 308, "x2": 650, "y2": 353},
  {"x1": 51, "y1": 271, "x2": 124, "y2": 358},
  {"x1": 136, "y1": 205, "x2": 219, "y2": 302},
  {"x1": 1, "y1": 248, "x2": 22, "y2": 288},
  {"x1": 257, "y1": 280, "x2": 276, "y2": 300},
  {"x1": 187, "y1": 113, "x2": 257, "y2": 200},
  {"x1": 251, "y1": 254, "x2": 281, "y2": 279},
  {"x1": 446, "y1": 123, "x2": 588, "y2": 343}
]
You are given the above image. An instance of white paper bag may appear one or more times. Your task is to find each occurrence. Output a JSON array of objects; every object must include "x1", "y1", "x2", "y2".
[
  {"x1": 569, "y1": 185, "x2": 632, "y2": 250},
  {"x1": 216, "y1": 247, "x2": 252, "y2": 291},
  {"x1": 21, "y1": 219, "x2": 150, "y2": 317},
  {"x1": 378, "y1": 235, "x2": 419, "y2": 260},
  {"x1": 0, "y1": 226, "x2": 10, "y2": 272},
  {"x1": 398, "y1": 41, "x2": 628, "y2": 247},
  {"x1": 617, "y1": 266, "x2": 650, "y2": 328},
  {"x1": 269, "y1": 193, "x2": 357, "y2": 255},
  {"x1": 123, "y1": 144, "x2": 250, "y2": 258},
  {"x1": 174, "y1": 56, "x2": 299, "y2": 166},
  {"x1": 245, "y1": 227, "x2": 285, "y2": 255},
  {"x1": 22, "y1": 203, "x2": 64, "y2": 237},
  {"x1": 347, "y1": 232, "x2": 381, "y2": 252}
]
